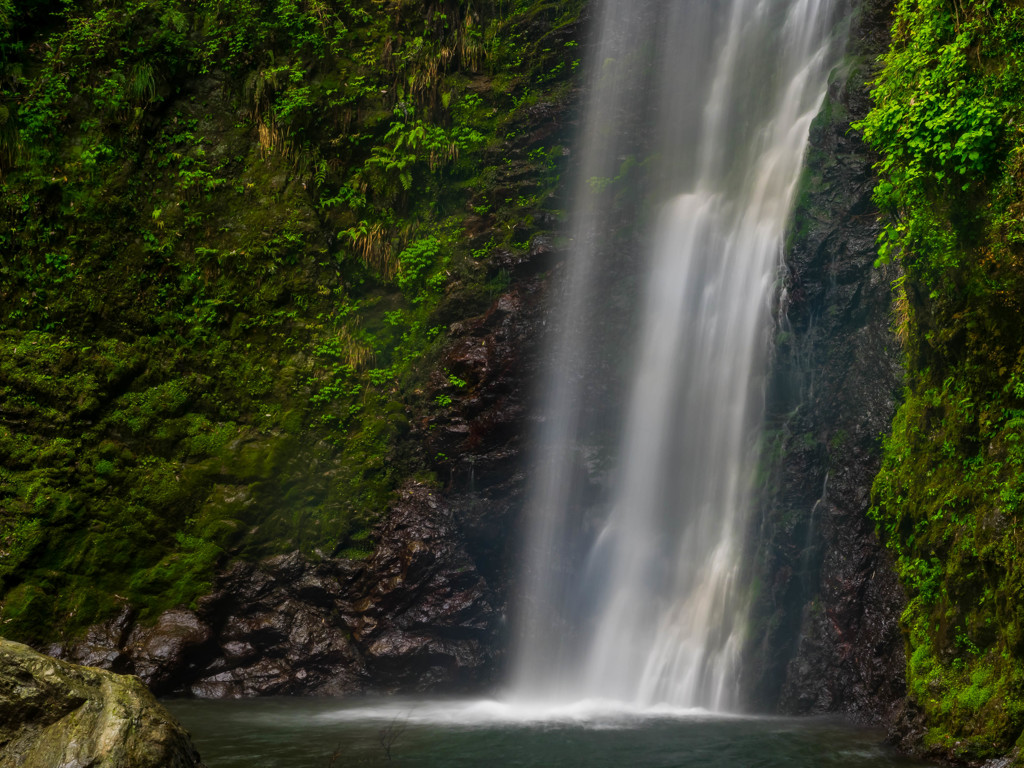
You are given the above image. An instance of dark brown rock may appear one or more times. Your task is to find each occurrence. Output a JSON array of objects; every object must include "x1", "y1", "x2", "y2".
[
  {"x1": 128, "y1": 609, "x2": 214, "y2": 692},
  {"x1": 52, "y1": 603, "x2": 135, "y2": 672},
  {"x1": 349, "y1": 484, "x2": 498, "y2": 689}
]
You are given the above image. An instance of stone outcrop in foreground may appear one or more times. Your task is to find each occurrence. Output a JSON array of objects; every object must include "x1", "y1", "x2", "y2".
[{"x1": 0, "y1": 638, "x2": 203, "y2": 768}]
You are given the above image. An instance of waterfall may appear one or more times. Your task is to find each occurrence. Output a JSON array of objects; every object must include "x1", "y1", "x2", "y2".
[{"x1": 510, "y1": 0, "x2": 849, "y2": 710}]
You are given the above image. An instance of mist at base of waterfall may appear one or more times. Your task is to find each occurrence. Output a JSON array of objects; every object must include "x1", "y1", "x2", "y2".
[{"x1": 166, "y1": 697, "x2": 934, "y2": 768}]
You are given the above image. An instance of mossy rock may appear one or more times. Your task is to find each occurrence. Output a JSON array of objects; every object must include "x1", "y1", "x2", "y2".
[{"x1": 0, "y1": 637, "x2": 204, "y2": 768}]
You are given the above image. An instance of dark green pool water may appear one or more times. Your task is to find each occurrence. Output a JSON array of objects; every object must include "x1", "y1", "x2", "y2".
[{"x1": 165, "y1": 698, "x2": 935, "y2": 768}]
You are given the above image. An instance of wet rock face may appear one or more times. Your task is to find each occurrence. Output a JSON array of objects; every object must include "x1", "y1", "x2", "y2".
[
  {"x1": 423, "y1": 271, "x2": 551, "y2": 594},
  {"x1": 742, "y1": 0, "x2": 906, "y2": 723},
  {"x1": 0, "y1": 638, "x2": 204, "y2": 768},
  {"x1": 46, "y1": 105, "x2": 566, "y2": 702},
  {"x1": 349, "y1": 485, "x2": 499, "y2": 691},
  {"x1": 49, "y1": 24, "x2": 574, "y2": 696},
  {"x1": 52, "y1": 484, "x2": 498, "y2": 697}
]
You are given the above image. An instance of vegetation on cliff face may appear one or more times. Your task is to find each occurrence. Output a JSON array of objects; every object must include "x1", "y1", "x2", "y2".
[
  {"x1": 859, "y1": 0, "x2": 1024, "y2": 758},
  {"x1": 0, "y1": 0, "x2": 582, "y2": 646}
]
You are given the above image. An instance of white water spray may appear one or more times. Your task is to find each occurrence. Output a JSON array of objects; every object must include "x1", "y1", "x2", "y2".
[{"x1": 511, "y1": 0, "x2": 849, "y2": 710}]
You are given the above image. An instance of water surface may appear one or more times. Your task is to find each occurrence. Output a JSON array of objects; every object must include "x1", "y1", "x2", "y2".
[{"x1": 166, "y1": 698, "x2": 933, "y2": 768}]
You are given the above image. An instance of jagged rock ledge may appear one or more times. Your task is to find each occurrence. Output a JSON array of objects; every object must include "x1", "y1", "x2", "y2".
[{"x1": 49, "y1": 483, "x2": 500, "y2": 697}]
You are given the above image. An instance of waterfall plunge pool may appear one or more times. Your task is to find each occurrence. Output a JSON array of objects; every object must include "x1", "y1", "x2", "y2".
[{"x1": 165, "y1": 697, "x2": 935, "y2": 767}]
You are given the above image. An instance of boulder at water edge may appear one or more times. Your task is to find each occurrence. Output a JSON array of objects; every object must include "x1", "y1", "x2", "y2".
[{"x1": 0, "y1": 637, "x2": 204, "y2": 768}]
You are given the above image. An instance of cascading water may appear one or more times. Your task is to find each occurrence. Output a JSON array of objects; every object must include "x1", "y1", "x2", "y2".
[{"x1": 511, "y1": 0, "x2": 849, "y2": 710}]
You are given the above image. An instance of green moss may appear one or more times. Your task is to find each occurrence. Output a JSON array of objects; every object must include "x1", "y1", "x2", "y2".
[
  {"x1": 1, "y1": 584, "x2": 56, "y2": 646},
  {"x1": 862, "y1": 0, "x2": 1024, "y2": 754}
]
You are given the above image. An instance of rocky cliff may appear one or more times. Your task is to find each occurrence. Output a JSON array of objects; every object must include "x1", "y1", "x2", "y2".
[{"x1": 0, "y1": 0, "x2": 581, "y2": 692}]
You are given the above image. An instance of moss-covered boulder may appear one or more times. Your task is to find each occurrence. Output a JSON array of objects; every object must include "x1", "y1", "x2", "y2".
[{"x1": 0, "y1": 637, "x2": 203, "y2": 768}]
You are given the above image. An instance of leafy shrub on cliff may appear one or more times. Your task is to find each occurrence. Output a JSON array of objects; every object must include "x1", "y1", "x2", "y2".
[{"x1": 860, "y1": 0, "x2": 1024, "y2": 758}]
